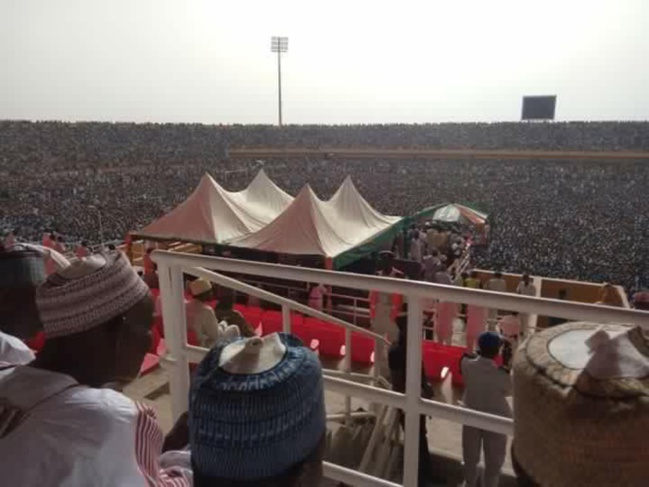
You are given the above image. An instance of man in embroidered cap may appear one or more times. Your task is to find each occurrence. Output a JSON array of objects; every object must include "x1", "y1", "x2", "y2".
[
  {"x1": 0, "y1": 251, "x2": 191, "y2": 486},
  {"x1": 190, "y1": 332, "x2": 326, "y2": 486},
  {"x1": 512, "y1": 321, "x2": 649, "y2": 487}
]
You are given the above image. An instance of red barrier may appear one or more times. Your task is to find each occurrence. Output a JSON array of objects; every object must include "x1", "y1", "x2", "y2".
[{"x1": 305, "y1": 317, "x2": 344, "y2": 357}]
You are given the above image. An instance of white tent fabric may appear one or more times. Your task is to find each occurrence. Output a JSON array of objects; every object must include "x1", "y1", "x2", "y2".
[
  {"x1": 228, "y1": 180, "x2": 401, "y2": 258},
  {"x1": 137, "y1": 172, "x2": 291, "y2": 244}
]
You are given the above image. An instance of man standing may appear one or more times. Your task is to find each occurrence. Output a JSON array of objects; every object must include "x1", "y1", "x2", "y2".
[
  {"x1": 485, "y1": 271, "x2": 507, "y2": 327},
  {"x1": 461, "y1": 332, "x2": 512, "y2": 487},
  {"x1": 388, "y1": 313, "x2": 437, "y2": 486},
  {"x1": 369, "y1": 251, "x2": 403, "y2": 377},
  {"x1": 515, "y1": 273, "x2": 536, "y2": 335}
]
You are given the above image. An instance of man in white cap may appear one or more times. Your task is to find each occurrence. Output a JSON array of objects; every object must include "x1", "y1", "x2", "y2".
[
  {"x1": 0, "y1": 251, "x2": 191, "y2": 486},
  {"x1": 186, "y1": 278, "x2": 232, "y2": 348}
]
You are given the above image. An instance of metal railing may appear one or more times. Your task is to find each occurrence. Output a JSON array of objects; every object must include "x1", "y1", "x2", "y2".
[{"x1": 152, "y1": 250, "x2": 649, "y2": 487}]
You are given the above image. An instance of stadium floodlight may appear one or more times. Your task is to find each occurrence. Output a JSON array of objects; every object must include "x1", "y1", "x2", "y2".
[{"x1": 270, "y1": 36, "x2": 288, "y2": 126}]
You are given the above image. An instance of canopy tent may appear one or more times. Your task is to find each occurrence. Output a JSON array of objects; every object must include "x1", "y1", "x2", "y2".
[
  {"x1": 412, "y1": 203, "x2": 488, "y2": 227},
  {"x1": 227, "y1": 180, "x2": 403, "y2": 267},
  {"x1": 133, "y1": 171, "x2": 293, "y2": 244}
]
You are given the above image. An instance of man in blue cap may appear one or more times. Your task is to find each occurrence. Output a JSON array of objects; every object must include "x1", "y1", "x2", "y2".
[
  {"x1": 460, "y1": 331, "x2": 512, "y2": 487},
  {"x1": 189, "y1": 332, "x2": 326, "y2": 486}
]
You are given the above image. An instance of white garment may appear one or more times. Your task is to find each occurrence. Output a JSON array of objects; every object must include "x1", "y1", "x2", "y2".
[
  {"x1": 0, "y1": 367, "x2": 191, "y2": 486},
  {"x1": 516, "y1": 281, "x2": 536, "y2": 297},
  {"x1": 499, "y1": 315, "x2": 522, "y2": 338},
  {"x1": 465, "y1": 305, "x2": 487, "y2": 351},
  {"x1": 0, "y1": 331, "x2": 35, "y2": 365},
  {"x1": 409, "y1": 238, "x2": 423, "y2": 263},
  {"x1": 308, "y1": 284, "x2": 327, "y2": 311},
  {"x1": 422, "y1": 256, "x2": 439, "y2": 282},
  {"x1": 185, "y1": 300, "x2": 220, "y2": 348},
  {"x1": 485, "y1": 278, "x2": 507, "y2": 293}
]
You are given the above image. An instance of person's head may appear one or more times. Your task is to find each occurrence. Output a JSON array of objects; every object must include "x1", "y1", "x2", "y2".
[
  {"x1": 81, "y1": 240, "x2": 89, "y2": 248},
  {"x1": 107, "y1": 243, "x2": 116, "y2": 251},
  {"x1": 33, "y1": 252, "x2": 153, "y2": 389},
  {"x1": 378, "y1": 250, "x2": 394, "y2": 273},
  {"x1": 0, "y1": 248, "x2": 47, "y2": 339},
  {"x1": 215, "y1": 293, "x2": 235, "y2": 312},
  {"x1": 461, "y1": 271, "x2": 469, "y2": 279},
  {"x1": 190, "y1": 278, "x2": 213, "y2": 302},
  {"x1": 190, "y1": 333, "x2": 326, "y2": 487},
  {"x1": 494, "y1": 271, "x2": 503, "y2": 279},
  {"x1": 522, "y1": 273, "x2": 530, "y2": 284},
  {"x1": 477, "y1": 331, "x2": 501, "y2": 359},
  {"x1": 470, "y1": 270, "x2": 478, "y2": 279},
  {"x1": 557, "y1": 289, "x2": 568, "y2": 300}
]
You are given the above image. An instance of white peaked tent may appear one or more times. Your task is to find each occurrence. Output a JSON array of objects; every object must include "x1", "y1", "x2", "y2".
[
  {"x1": 328, "y1": 176, "x2": 401, "y2": 235},
  {"x1": 228, "y1": 180, "x2": 401, "y2": 259},
  {"x1": 228, "y1": 169, "x2": 294, "y2": 218},
  {"x1": 136, "y1": 172, "x2": 292, "y2": 244}
]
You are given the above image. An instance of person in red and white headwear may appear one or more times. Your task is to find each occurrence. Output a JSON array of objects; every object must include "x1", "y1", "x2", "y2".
[{"x1": 0, "y1": 252, "x2": 191, "y2": 486}]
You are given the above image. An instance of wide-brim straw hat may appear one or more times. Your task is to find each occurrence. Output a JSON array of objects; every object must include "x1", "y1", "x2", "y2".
[{"x1": 512, "y1": 322, "x2": 649, "y2": 487}]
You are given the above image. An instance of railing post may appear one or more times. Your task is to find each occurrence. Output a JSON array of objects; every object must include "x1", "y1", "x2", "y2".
[
  {"x1": 403, "y1": 295, "x2": 422, "y2": 487},
  {"x1": 344, "y1": 328, "x2": 352, "y2": 419},
  {"x1": 282, "y1": 303, "x2": 291, "y2": 333},
  {"x1": 158, "y1": 263, "x2": 190, "y2": 421}
]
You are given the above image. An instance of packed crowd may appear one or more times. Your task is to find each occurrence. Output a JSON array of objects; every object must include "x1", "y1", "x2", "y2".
[{"x1": 1, "y1": 121, "x2": 647, "y2": 292}]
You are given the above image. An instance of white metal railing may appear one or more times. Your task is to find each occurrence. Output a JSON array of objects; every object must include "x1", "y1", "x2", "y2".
[{"x1": 152, "y1": 250, "x2": 649, "y2": 487}]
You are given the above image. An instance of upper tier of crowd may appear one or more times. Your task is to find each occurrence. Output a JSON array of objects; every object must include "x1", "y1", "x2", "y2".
[{"x1": 1, "y1": 121, "x2": 647, "y2": 291}]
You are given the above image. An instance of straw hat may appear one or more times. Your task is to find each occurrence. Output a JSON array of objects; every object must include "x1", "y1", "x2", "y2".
[{"x1": 512, "y1": 322, "x2": 649, "y2": 487}]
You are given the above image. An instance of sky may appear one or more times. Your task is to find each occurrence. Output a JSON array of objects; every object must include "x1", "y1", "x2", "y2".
[{"x1": 1, "y1": 0, "x2": 648, "y2": 124}]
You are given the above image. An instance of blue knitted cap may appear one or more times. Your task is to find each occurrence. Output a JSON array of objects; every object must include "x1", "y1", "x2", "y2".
[
  {"x1": 478, "y1": 331, "x2": 501, "y2": 351},
  {"x1": 190, "y1": 333, "x2": 326, "y2": 481}
]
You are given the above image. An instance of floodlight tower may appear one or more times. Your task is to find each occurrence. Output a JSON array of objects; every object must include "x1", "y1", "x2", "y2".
[{"x1": 270, "y1": 36, "x2": 288, "y2": 126}]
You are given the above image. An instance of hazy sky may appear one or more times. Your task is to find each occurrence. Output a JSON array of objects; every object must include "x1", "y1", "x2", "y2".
[{"x1": 1, "y1": 0, "x2": 648, "y2": 124}]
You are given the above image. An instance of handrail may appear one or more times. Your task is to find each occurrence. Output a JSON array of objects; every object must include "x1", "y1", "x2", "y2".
[
  {"x1": 185, "y1": 265, "x2": 388, "y2": 343},
  {"x1": 153, "y1": 251, "x2": 649, "y2": 328},
  {"x1": 151, "y1": 250, "x2": 648, "y2": 487}
]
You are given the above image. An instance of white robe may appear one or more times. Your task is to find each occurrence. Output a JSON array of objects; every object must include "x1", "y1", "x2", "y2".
[
  {"x1": 0, "y1": 331, "x2": 35, "y2": 365},
  {"x1": 0, "y1": 367, "x2": 191, "y2": 486}
]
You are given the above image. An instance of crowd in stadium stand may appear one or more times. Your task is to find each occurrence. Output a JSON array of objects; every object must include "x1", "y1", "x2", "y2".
[{"x1": 1, "y1": 121, "x2": 647, "y2": 292}]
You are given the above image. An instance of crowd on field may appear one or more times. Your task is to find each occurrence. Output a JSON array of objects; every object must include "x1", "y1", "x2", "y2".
[{"x1": 1, "y1": 121, "x2": 647, "y2": 291}]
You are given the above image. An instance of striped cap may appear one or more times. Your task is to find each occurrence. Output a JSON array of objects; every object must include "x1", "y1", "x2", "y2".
[
  {"x1": 36, "y1": 251, "x2": 150, "y2": 338},
  {"x1": 190, "y1": 333, "x2": 326, "y2": 481}
]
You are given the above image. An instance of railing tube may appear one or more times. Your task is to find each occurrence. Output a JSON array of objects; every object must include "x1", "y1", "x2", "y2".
[
  {"x1": 403, "y1": 295, "x2": 422, "y2": 487},
  {"x1": 158, "y1": 263, "x2": 190, "y2": 421}
]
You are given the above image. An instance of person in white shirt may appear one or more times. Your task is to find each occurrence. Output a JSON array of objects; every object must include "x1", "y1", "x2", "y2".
[
  {"x1": 186, "y1": 278, "x2": 238, "y2": 348},
  {"x1": 433, "y1": 265, "x2": 456, "y2": 345},
  {"x1": 409, "y1": 234, "x2": 423, "y2": 263},
  {"x1": 0, "y1": 252, "x2": 191, "y2": 486},
  {"x1": 515, "y1": 273, "x2": 537, "y2": 335},
  {"x1": 485, "y1": 271, "x2": 508, "y2": 327},
  {"x1": 308, "y1": 282, "x2": 327, "y2": 311},
  {"x1": 461, "y1": 332, "x2": 512, "y2": 487}
]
